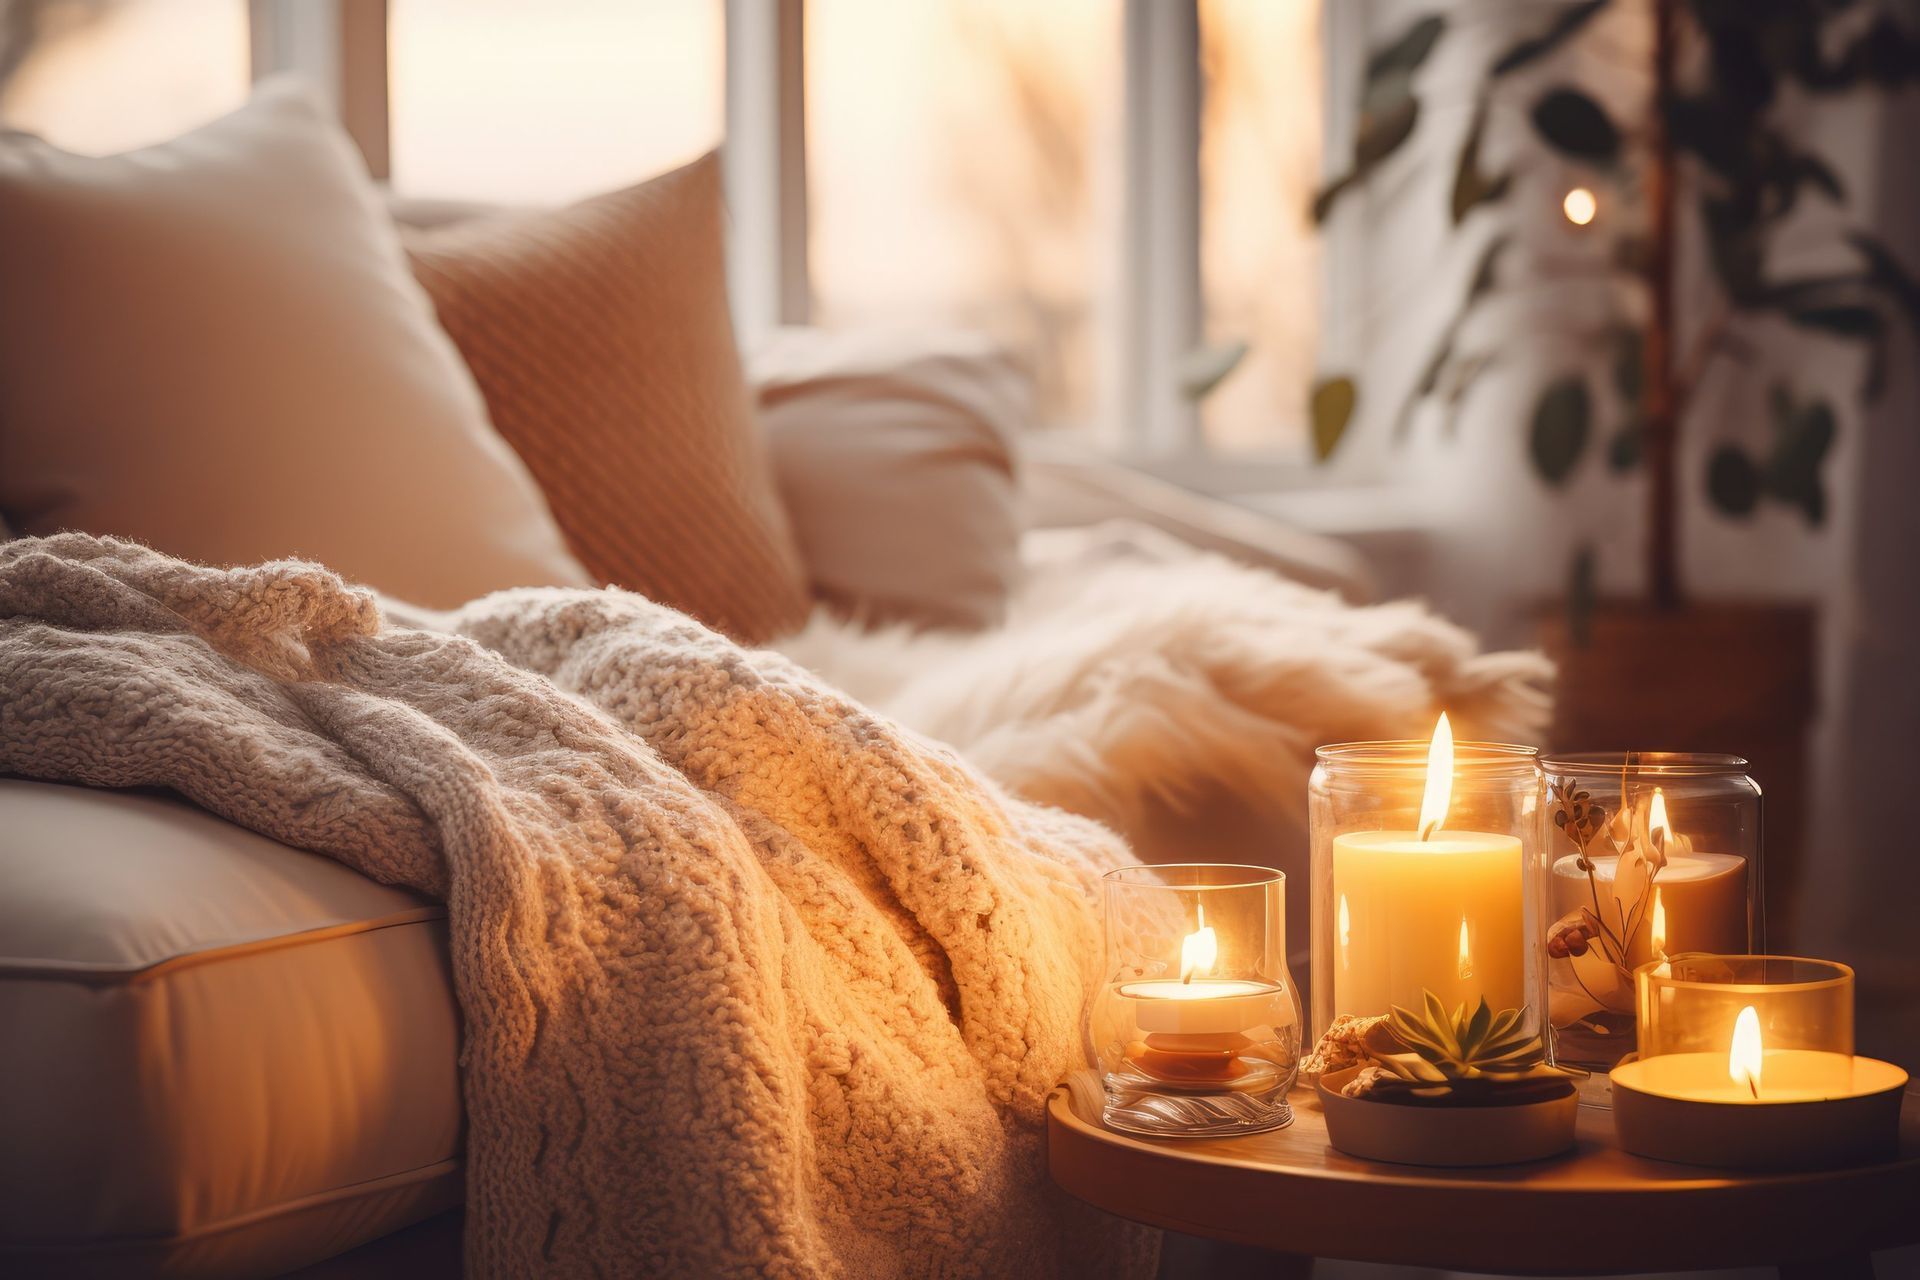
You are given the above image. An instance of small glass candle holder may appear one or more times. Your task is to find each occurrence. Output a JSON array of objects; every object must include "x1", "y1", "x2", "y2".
[
  {"x1": 1090, "y1": 864, "x2": 1302, "y2": 1137},
  {"x1": 1308, "y1": 719, "x2": 1545, "y2": 1039},
  {"x1": 1612, "y1": 955, "x2": 1907, "y2": 1170},
  {"x1": 1540, "y1": 752, "x2": 1761, "y2": 1069}
]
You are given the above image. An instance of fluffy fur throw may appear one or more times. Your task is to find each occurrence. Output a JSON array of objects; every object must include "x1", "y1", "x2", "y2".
[
  {"x1": 780, "y1": 525, "x2": 1554, "y2": 835},
  {"x1": 0, "y1": 535, "x2": 1153, "y2": 1279}
]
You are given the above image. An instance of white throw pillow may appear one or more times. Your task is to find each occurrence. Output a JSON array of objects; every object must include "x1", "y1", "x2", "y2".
[
  {"x1": 0, "y1": 79, "x2": 591, "y2": 607},
  {"x1": 750, "y1": 327, "x2": 1026, "y2": 631}
]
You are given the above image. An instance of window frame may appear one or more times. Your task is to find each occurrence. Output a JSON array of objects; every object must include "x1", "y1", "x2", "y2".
[{"x1": 248, "y1": 0, "x2": 1349, "y2": 483}]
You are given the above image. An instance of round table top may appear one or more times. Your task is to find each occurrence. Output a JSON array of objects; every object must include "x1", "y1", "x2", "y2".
[{"x1": 1046, "y1": 1079, "x2": 1920, "y2": 1276}]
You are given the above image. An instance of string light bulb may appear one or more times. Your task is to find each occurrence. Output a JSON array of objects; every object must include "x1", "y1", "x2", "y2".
[{"x1": 1563, "y1": 186, "x2": 1598, "y2": 226}]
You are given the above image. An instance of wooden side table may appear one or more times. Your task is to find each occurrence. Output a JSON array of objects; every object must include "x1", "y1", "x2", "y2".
[{"x1": 1047, "y1": 1083, "x2": 1920, "y2": 1277}]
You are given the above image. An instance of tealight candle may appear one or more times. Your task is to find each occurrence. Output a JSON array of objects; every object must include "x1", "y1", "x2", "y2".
[
  {"x1": 1092, "y1": 865, "x2": 1303, "y2": 1137},
  {"x1": 1114, "y1": 906, "x2": 1293, "y2": 1084},
  {"x1": 1611, "y1": 955, "x2": 1908, "y2": 1171}
]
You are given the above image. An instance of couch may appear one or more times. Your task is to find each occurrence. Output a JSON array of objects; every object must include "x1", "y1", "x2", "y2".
[{"x1": 0, "y1": 456, "x2": 1363, "y2": 1280}]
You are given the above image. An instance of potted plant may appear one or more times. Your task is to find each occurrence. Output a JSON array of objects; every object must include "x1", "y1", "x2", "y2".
[
  {"x1": 1301, "y1": 1, "x2": 1920, "y2": 943},
  {"x1": 1312, "y1": 992, "x2": 1580, "y2": 1166}
]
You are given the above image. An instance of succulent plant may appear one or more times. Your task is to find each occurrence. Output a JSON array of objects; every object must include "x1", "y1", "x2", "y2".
[{"x1": 1358, "y1": 991, "x2": 1575, "y2": 1105}]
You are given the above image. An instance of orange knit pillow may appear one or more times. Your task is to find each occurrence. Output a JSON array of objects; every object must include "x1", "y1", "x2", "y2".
[{"x1": 404, "y1": 154, "x2": 810, "y2": 643}]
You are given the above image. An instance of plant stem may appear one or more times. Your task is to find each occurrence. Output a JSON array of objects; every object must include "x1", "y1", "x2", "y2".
[{"x1": 1642, "y1": 0, "x2": 1683, "y2": 611}]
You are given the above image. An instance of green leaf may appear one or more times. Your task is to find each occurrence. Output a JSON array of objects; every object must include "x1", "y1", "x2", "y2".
[
  {"x1": 1763, "y1": 393, "x2": 1834, "y2": 526},
  {"x1": 1450, "y1": 101, "x2": 1513, "y2": 224},
  {"x1": 1466, "y1": 235, "x2": 1511, "y2": 303},
  {"x1": 1396, "y1": 329, "x2": 1455, "y2": 440},
  {"x1": 1667, "y1": 96, "x2": 1747, "y2": 178},
  {"x1": 1310, "y1": 377, "x2": 1357, "y2": 462},
  {"x1": 1707, "y1": 445, "x2": 1761, "y2": 517},
  {"x1": 1423, "y1": 990, "x2": 1462, "y2": 1057},
  {"x1": 1790, "y1": 153, "x2": 1845, "y2": 204},
  {"x1": 1529, "y1": 376, "x2": 1590, "y2": 486},
  {"x1": 1464, "y1": 998, "x2": 1492, "y2": 1056},
  {"x1": 1847, "y1": 233, "x2": 1920, "y2": 330},
  {"x1": 1356, "y1": 96, "x2": 1421, "y2": 171},
  {"x1": 1530, "y1": 87, "x2": 1621, "y2": 163},
  {"x1": 1607, "y1": 422, "x2": 1643, "y2": 472},
  {"x1": 1177, "y1": 340, "x2": 1249, "y2": 401},
  {"x1": 1703, "y1": 197, "x2": 1765, "y2": 303},
  {"x1": 1787, "y1": 304, "x2": 1885, "y2": 339},
  {"x1": 1367, "y1": 14, "x2": 1446, "y2": 82},
  {"x1": 1312, "y1": 98, "x2": 1421, "y2": 223},
  {"x1": 1490, "y1": 0, "x2": 1610, "y2": 77}
]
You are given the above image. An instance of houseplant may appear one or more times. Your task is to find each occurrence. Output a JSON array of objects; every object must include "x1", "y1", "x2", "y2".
[
  {"x1": 1305, "y1": 1, "x2": 1920, "y2": 945},
  {"x1": 1314, "y1": 992, "x2": 1580, "y2": 1165}
]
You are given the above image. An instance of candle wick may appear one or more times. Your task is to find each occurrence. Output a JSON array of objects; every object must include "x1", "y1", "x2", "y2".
[
  {"x1": 1419, "y1": 819, "x2": 1439, "y2": 842},
  {"x1": 1747, "y1": 1075, "x2": 1759, "y2": 1100}
]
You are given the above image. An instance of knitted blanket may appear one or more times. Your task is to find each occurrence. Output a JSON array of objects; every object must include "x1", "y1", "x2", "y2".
[{"x1": 0, "y1": 535, "x2": 1152, "y2": 1278}]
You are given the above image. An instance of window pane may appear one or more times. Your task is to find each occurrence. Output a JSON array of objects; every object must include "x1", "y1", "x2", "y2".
[
  {"x1": 1199, "y1": 0, "x2": 1322, "y2": 453},
  {"x1": 388, "y1": 0, "x2": 722, "y2": 204},
  {"x1": 0, "y1": 0, "x2": 249, "y2": 154},
  {"x1": 806, "y1": 0, "x2": 1117, "y2": 429}
]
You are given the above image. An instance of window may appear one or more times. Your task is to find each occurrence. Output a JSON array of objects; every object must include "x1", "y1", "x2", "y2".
[
  {"x1": 805, "y1": 0, "x2": 1118, "y2": 429},
  {"x1": 0, "y1": 0, "x2": 249, "y2": 154},
  {"x1": 0, "y1": 1, "x2": 1329, "y2": 469},
  {"x1": 1199, "y1": 0, "x2": 1322, "y2": 454},
  {"x1": 387, "y1": 0, "x2": 722, "y2": 204}
]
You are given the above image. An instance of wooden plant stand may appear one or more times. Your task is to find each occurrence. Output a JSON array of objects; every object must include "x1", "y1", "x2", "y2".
[{"x1": 1048, "y1": 1083, "x2": 1920, "y2": 1278}]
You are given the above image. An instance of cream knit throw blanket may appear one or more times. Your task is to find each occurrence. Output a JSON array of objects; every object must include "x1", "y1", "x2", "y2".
[{"x1": 0, "y1": 536, "x2": 1152, "y2": 1279}]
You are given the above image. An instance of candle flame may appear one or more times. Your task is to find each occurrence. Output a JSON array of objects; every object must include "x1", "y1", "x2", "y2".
[
  {"x1": 1729, "y1": 1004, "x2": 1763, "y2": 1098},
  {"x1": 1650, "y1": 888, "x2": 1667, "y2": 960},
  {"x1": 1180, "y1": 903, "x2": 1217, "y2": 984},
  {"x1": 1649, "y1": 787, "x2": 1670, "y2": 857},
  {"x1": 1419, "y1": 713, "x2": 1453, "y2": 840},
  {"x1": 1337, "y1": 894, "x2": 1351, "y2": 950},
  {"x1": 1457, "y1": 916, "x2": 1473, "y2": 979}
]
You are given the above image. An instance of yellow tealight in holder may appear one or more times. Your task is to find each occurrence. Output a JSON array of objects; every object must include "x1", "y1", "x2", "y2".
[
  {"x1": 1611, "y1": 955, "x2": 1907, "y2": 1171},
  {"x1": 1092, "y1": 865, "x2": 1302, "y2": 1137}
]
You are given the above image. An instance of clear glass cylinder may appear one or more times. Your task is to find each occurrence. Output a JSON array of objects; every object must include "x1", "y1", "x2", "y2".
[
  {"x1": 1089, "y1": 864, "x2": 1302, "y2": 1137},
  {"x1": 1637, "y1": 954, "x2": 1850, "y2": 1080},
  {"x1": 1541, "y1": 752, "x2": 1761, "y2": 1069},
  {"x1": 1308, "y1": 739, "x2": 1545, "y2": 1040}
]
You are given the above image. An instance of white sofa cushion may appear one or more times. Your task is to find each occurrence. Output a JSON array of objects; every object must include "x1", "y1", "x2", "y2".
[
  {"x1": 0, "y1": 780, "x2": 462, "y2": 1277},
  {"x1": 0, "y1": 78, "x2": 591, "y2": 609},
  {"x1": 750, "y1": 326, "x2": 1026, "y2": 631}
]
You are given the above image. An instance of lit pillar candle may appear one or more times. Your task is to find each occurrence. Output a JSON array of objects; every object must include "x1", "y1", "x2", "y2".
[{"x1": 1331, "y1": 714, "x2": 1525, "y2": 1016}]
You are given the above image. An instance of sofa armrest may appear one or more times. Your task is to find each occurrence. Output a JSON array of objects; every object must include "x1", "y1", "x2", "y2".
[{"x1": 1021, "y1": 456, "x2": 1377, "y2": 602}]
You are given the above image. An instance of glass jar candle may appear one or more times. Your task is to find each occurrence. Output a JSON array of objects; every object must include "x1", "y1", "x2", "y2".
[
  {"x1": 1308, "y1": 720, "x2": 1545, "y2": 1040},
  {"x1": 1612, "y1": 955, "x2": 1907, "y2": 1169},
  {"x1": 1540, "y1": 752, "x2": 1761, "y2": 1069},
  {"x1": 1089, "y1": 864, "x2": 1302, "y2": 1137}
]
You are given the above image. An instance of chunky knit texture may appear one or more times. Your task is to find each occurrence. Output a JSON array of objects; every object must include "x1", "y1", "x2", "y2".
[{"x1": 0, "y1": 535, "x2": 1152, "y2": 1279}]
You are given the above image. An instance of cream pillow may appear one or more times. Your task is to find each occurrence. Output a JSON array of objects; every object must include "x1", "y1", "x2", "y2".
[
  {"x1": 0, "y1": 79, "x2": 591, "y2": 607},
  {"x1": 750, "y1": 327, "x2": 1026, "y2": 631}
]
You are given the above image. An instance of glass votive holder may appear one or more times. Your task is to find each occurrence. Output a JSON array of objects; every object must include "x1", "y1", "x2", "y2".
[
  {"x1": 1541, "y1": 752, "x2": 1761, "y2": 1069},
  {"x1": 1308, "y1": 728, "x2": 1545, "y2": 1040},
  {"x1": 1089, "y1": 864, "x2": 1302, "y2": 1137},
  {"x1": 1612, "y1": 955, "x2": 1907, "y2": 1170}
]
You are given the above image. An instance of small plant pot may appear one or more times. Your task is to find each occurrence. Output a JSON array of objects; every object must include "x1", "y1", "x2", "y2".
[{"x1": 1316, "y1": 1066, "x2": 1579, "y2": 1167}]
